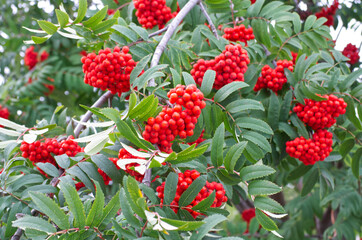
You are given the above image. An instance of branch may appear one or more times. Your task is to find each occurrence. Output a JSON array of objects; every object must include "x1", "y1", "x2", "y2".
[
  {"x1": 149, "y1": 0, "x2": 201, "y2": 86},
  {"x1": 261, "y1": 43, "x2": 277, "y2": 67},
  {"x1": 228, "y1": 0, "x2": 236, "y2": 26},
  {"x1": 74, "y1": 91, "x2": 114, "y2": 138},
  {"x1": 199, "y1": 2, "x2": 219, "y2": 40}
]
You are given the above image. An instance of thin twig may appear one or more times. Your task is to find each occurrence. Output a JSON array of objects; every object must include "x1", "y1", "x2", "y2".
[
  {"x1": 228, "y1": 0, "x2": 236, "y2": 26},
  {"x1": 149, "y1": 0, "x2": 201, "y2": 86},
  {"x1": 335, "y1": 125, "x2": 362, "y2": 145},
  {"x1": 115, "y1": 2, "x2": 130, "y2": 11},
  {"x1": 199, "y1": 2, "x2": 219, "y2": 39},
  {"x1": 74, "y1": 91, "x2": 114, "y2": 138},
  {"x1": 261, "y1": 44, "x2": 277, "y2": 67}
]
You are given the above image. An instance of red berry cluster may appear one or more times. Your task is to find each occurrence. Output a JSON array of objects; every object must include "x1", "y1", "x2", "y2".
[
  {"x1": 293, "y1": 95, "x2": 347, "y2": 130},
  {"x1": 143, "y1": 84, "x2": 206, "y2": 153},
  {"x1": 156, "y1": 170, "x2": 228, "y2": 218},
  {"x1": 0, "y1": 104, "x2": 10, "y2": 127},
  {"x1": 222, "y1": 25, "x2": 255, "y2": 45},
  {"x1": 254, "y1": 60, "x2": 294, "y2": 93},
  {"x1": 108, "y1": 9, "x2": 116, "y2": 15},
  {"x1": 117, "y1": 148, "x2": 145, "y2": 182},
  {"x1": 291, "y1": 52, "x2": 298, "y2": 65},
  {"x1": 242, "y1": 208, "x2": 256, "y2": 223},
  {"x1": 286, "y1": 129, "x2": 333, "y2": 165},
  {"x1": 20, "y1": 136, "x2": 83, "y2": 167},
  {"x1": 81, "y1": 46, "x2": 137, "y2": 96},
  {"x1": 24, "y1": 46, "x2": 49, "y2": 70},
  {"x1": 342, "y1": 43, "x2": 360, "y2": 65},
  {"x1": 250, "y1": 0, "x2": 256, "y2": 4},
  {"x1": 188, "y1": 130, "x2": 205, "y2": 146},
  {"x1": 315, "y1": 0, "x2": 339, "y2": 27},
  {"x1": 191, "y1": 44, "x2": 250, "y2": 90},
  {"x1": 134, "y1": 0, "x2": 178, "y2": 29}
]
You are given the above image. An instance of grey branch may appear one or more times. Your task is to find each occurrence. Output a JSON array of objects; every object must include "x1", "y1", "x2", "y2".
[
  {"x1": 199, "y1": 2, "x2": 219, "y2": 40},
  {"x1": 149, "y1": 0, "x2": 201, "y2": 86},
  {"x1": 74, "y1": 91, "x2": 114, "y2": 138}
]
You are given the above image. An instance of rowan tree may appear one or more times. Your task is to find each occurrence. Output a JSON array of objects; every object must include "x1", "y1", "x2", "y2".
[{"x1": 0, "y1": 0, "x2": 361, "y2": 239}]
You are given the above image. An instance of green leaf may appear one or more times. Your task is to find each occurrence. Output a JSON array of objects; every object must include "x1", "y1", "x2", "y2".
[
  {"x1": 240, "y1": 165, "x2": 276, "y2": 181},
  {"x1": 54, "y1": 154, "x2": 70, "y2": 169},
  {"x1": 29, "y1": 192, "x2": 69, "y2": 230},
  {"x1": 171, "y1": 68, "x2": 181, "y2": 86},
  {"x1": 126, "y1": 176, "x2": 146, "y2": 219},
  {"x1": 200, "y1": 70, "x2": 216, "y2": 96},
  {"x1": 254, "y1": 196, "x2": 285, "y2": 214},
  {"x1": 236, "y1": 117, "x2": 273, "y2": 135},
  {"x1": 12, "y1": 216, "x2": 56, "y2": 234},
  {"x1": 83, "y1": 6, "x2": 108, "y2": 28},
  {"x1": 304, "y1": 15, "x2": 316, "y2": 31},
  {"x1": 31, "y1": 36, "x2": 49, "y2": 44},
  {"x1": 292, "y1": 12, "x2": 301, "y2": 33},
  {"x1": 164, "y1": 172, "x2": 179, "y2": 205},
  {"x1": 247, "y1": 0, "x2": 265, "y2": 16},
  {"x1": 119, "y1": 189, "x2": 141, "y2": 227},
  {"x1": 74, "y1": 0, "x2": 87, "y2": 23},
  {"x1": 255, "y1": 209, "x2": 278, "y2": 231},
  {"x1": 339, "y1": 138, "x2": 355, "y2": 158},
  {"x1": 179, "y1": 176, "x2": 206, "y2": 207},
  {"x1": 92, "y1": 154, "x2": 123, "y2": 184},
  {"x1": 248, "y1": 180, "x2": 281, "y2": 196},
  {"x1": 290, "y1": 114, "x2": 309, "y2": 139},
  {"x1": 226, "y1": 99, "x2": 264, "y2": 113},
  {"x1": 287, "y1": 164, "x2": 313, "y2": 181},
  {"x1": 169, "y1": 144, "x2": 209, "y2": 164},
  {"x1": 211, "y1": 123, "x2": 224, "y2": 167},
  {"x1": 112, "y1": 25, "x2": 138, "y2": 42},
  {"x1": 190, "y1": 214, "x2": 227, "y2": 240},
  {"x1": 116, "y1": 119, "x2": 153, "y2": 150},
  {"x1": 352, "y1": 148, "x2": 362, "y2": 179},
  {"x1": 217, "y1": 169, "x2": 242, "y2": 185},
  {"x1": 301, "y1": 169, "x2": 318, "y2": 196},
  {"x1": 339, "y1": 68, "x2": 362, "y2": 91},
  {"x1": 224, "y1": 141, "x2": 247, "y2": 173},
  {"x1": 129, "y1": 23, "x2": 149, "y2": 40},
  {"x1": 37, "y1": 20, "x2": 58, "y2": 35},
  {"x1": 268, "y1": 93, "x2": 280, "y2": 129},
  {"x1": 182, "y1": 72, "x2": 196, "y2": 85},
  {"x1": 36, "y1": 163, "x2": 60, "y2": 177},
  {"x1": 130, "y1": 54, "x2": 152, "y2": 84},
  {"x1": 100, "y1": 191, "x2": 120, "y2": 227},
  {"x1": 59, "y1": 181, "x2": 86, "y2": 228},
  {"x1": 192, "y1": 191, "x2": 216, "y2": 211},
  {"x1": 278, "y1": 122, "x2": 298, "y2": 139},
  {"x1": 214, "y1": 82, "x2": 249, "y2": 102},
  {"x1": 161, "y1": 218, "x2": 204, "y2": 231},
  {"x1": 242, "y1": 131, "x2": 271, "y2": 153},
  {"x1": 55, "y1": 9, "x2": 69, "y2": 28},
  {"x1": 93, "y1": 19, "x2": 117, "y2": 34},
  {"x1": 86, "y1": 181, "x2": 104, "y2": 227},
  {"x1": 129, "y1": 94, "x2": 155, "y2": 119},
  {"x1": 251, "y1": 19, "x2": 270, "y2": 48},
  {"x1": 343, "y1": 96, "x2": 362, "y2": 130}
]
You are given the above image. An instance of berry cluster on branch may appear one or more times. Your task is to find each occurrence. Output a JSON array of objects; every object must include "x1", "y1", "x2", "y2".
[
  {"x1": 24, "y1": 46, "x2": 49, "y2": 70},
  {"x1": 286, "y1": 129, "x2": 333, "y2": 165},
  {"x1": 242, "y1": 208, "x2": 256, "y2": 233},
  {"x1": 81, "y1": 46, "x2": 138, "y2": 96},
  {"x1": 20, "y1": 136, "x2": 83, "y2": 176},
  {"x1": 293, "y1": 95, "x2": 347, "y2": 130},
  {"x1": 222, "y1": 25, "x2": 255, "y2": 45},
  {"x1": 134, "y1": 0, "x2": 179, "y2": 29},
  {"x1": 342, "y1": 43, "x2": 360, "y2": 65},
  {"x1": 0, "y1": 104, "x2": 10, "y2": 127},
  {"x1": 143, "y1": 84, "x2": 206, "y2": 153},
  {"x1": 191, "y1": 44, "x2": 250, "y2": 90},
  {"x1": 156, "y1": 170, "x2": 227, "y2": 218},
  {"x1": 315, "y1": 0, "x2": 339, "y2": 27},
  {"x1": 287, "y1": 95, "x2": 347, "y2": 165},
  {"x1": 254, "y1": 60, "x2": 294, "y2": 93}
]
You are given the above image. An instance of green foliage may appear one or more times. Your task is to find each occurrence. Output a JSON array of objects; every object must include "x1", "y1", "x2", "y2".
[{"x1": 0, "y1": 0, "x2": 361, "y2": 239}]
